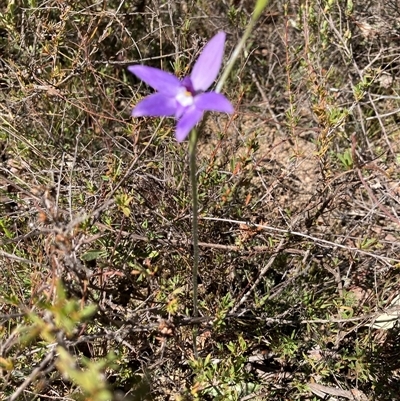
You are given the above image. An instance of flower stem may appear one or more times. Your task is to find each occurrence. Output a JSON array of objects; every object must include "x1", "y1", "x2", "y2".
[
  {"x1": 187, "y1": 1, "x2": 270, "y2": 358},
  {"x1": 189, "y1": 128, "x2": 199, "y2": 358},
  {"x1": 215, "y1": 0, "x2": 271, "y2": 93}
]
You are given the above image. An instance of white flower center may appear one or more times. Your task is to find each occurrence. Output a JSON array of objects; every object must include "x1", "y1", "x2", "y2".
[{"x1": 175, "y1": 87, "x2": 194, "y2": 107}]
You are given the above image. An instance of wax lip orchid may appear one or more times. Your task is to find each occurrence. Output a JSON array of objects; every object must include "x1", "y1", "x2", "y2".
[{"x1": 128, "y1": 32, "x2": 234, "y2": 142}]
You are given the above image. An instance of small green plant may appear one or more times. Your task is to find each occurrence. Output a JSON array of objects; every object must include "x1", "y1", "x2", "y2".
[{"x1": 336, "y1": 148, "x2": 353, "y2": 170}]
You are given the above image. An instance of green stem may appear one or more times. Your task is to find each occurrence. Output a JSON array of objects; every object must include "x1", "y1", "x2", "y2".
[
  {"x1": 187, "y1": 1, "x2": 270, "y2": 358},
  {"x1": 215, "y1": 1, "x2": 270, "y2": 93},
  {"x1": 215, "y1": 25, "x2": 253, "y2": 93},
  {"x1": 189, "y1": 128, "x2": 199, "y2": 357},
  {"x1": 189, "y1": 129, "x2": 199, "y2": 317}
]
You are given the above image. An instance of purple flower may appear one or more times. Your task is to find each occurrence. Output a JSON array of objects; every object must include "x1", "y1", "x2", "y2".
[{"x1": 128, "y1": 32, "x2": 234, "y2": 142}]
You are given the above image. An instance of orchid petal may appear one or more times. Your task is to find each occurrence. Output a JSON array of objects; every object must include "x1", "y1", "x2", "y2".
[
  {"x1": 195, "y1": 92, "x2": 234, "y2": 113},
  {"x1": 128, "y1": 65, "x2": 181, "y2": 95},
  {"x1": 132, "y1": 93, "x2": 177, "y2": 117},
  {"x1": 190, "y1": 32, "x2": 226, "y2": 92},
  {"x1": 175, "y1": 107, "x2": 203, "y2": 142}
]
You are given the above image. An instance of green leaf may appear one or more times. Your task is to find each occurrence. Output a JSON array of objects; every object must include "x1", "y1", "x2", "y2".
[{"x1": 81, "y1": 249, "x2": 106, "y2": 261}]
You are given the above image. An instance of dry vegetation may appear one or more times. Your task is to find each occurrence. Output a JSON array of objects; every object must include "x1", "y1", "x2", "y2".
[{"x1": 1, "y1": 0, "x2": 400, "y2": 400}]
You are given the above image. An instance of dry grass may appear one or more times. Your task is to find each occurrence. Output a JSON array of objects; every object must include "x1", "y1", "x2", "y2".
[{"x1": 1, "y1": 0, "x2": 400, "y2": 400}]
